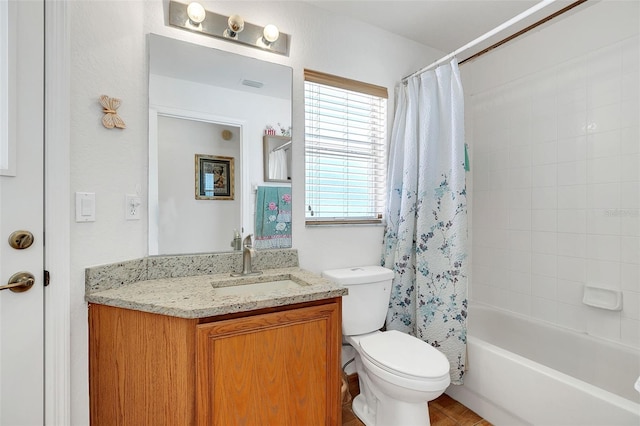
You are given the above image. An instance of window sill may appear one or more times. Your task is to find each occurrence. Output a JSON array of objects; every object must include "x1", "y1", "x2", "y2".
[{"x1": 305, "y1": 219, "x2": 384, "y2": 227}]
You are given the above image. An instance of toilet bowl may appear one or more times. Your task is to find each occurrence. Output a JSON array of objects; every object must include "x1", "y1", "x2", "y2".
[
  {"x1": 322, "y1": 266, "x2": 451, "y2": 426},
  {"x1": 346, "y1": 331, "x2": 450, "y2": 426}
]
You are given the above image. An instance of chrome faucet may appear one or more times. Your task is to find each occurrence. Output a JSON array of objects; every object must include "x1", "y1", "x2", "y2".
[{"x1": 230, "y1": 234, "x2": 262, "y2": 277}]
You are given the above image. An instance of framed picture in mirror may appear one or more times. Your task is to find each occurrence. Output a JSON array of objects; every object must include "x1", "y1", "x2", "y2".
[{"x1": 195, "y1": 154, "x2": 234, "y2": 200}]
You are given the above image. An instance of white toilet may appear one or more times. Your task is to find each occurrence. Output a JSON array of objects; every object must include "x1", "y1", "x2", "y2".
[{"x1": 322, "y1": 266, "x2": 450, "y2": 426}]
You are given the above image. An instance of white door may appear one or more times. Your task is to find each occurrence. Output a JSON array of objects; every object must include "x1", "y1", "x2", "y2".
[{"x1": 0, "y1": 0, "x2": 45, "y2": 424}]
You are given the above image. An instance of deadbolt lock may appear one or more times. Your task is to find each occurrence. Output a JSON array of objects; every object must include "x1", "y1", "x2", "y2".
[{"x1": 8, "y1": 230, "x2": 34, "y2": 250}]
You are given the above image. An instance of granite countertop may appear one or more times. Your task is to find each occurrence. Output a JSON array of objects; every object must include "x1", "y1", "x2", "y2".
[{"x1": 85, "y1": 267, "x2": 347, "y2": 319}]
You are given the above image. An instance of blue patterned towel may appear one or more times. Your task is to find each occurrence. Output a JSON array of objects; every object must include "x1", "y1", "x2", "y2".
[{"x1": 254, "y1": 186, "x2": 292, "y2": 249}]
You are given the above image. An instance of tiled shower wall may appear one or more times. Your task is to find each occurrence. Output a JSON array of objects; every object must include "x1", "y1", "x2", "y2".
[{"x1": 466, "y1": 2, "x2": 639, "y2": 349}]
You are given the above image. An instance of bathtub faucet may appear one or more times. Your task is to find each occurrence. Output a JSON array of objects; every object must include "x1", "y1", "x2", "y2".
[{"x1": 231, "y1": 234, "x2": 262, "y2": 277}]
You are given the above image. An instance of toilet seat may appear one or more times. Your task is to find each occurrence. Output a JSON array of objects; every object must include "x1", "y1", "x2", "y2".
[{"x1": 358, "y1": 330, "x2": 450, "y2": 381}]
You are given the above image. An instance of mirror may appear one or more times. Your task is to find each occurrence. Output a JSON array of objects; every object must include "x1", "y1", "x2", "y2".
[
  {"x1": 263, "y1": 135, "x2": 292, "y2": 182},
  {"x1": 148, "y1": 34, "x2": 292, "y2": 255}
]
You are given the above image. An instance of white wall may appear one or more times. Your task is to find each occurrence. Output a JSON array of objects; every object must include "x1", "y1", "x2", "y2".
[
  {"x1": 464, "y1": 1, "x2": 639, "y2": 349},
  {"x1": 69, "y1": 1, "x2": 442, "y2": 423}
]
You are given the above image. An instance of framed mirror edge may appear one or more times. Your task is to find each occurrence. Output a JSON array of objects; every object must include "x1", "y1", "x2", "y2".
[{"x1": 148, "y1": 104, "x2": 248, "y2": 256}]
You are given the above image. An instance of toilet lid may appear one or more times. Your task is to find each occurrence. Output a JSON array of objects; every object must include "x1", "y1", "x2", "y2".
[{"x1": 358, "y1": 330, "x2": 449, "y2": 379}]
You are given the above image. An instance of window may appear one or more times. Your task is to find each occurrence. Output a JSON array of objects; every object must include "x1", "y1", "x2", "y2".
[{"x1": 304, "y1": 70, "x2": 388, "y2": 225}]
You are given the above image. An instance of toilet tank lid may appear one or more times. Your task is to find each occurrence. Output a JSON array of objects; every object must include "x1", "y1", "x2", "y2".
[{"x1": 322, "y1": 266, "x2": 394, "y2": 285}]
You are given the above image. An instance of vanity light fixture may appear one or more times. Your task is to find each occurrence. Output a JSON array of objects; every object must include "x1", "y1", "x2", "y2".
[{"x1": 168, "y1": 1, "x2": 290, "y2": 56}]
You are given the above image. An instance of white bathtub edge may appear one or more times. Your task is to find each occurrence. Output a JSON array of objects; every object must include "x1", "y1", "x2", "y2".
[{"x1": 454, "y1": 334, "x2": 640, "y2": 425}]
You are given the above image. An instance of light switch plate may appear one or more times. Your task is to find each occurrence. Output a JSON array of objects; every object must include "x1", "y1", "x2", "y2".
[{"x1": 75, "y1": 192, "x2": 96, "y2": 222}]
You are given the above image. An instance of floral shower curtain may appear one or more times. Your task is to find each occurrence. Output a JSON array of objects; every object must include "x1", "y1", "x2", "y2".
[{"x1": 382, "y1": 59, "x2": 468, "y2": 384}]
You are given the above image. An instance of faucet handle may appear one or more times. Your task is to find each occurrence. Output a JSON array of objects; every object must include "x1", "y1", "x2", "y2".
[{"x1": 242, "y1": 234, "x2": 253, "y2": 248}]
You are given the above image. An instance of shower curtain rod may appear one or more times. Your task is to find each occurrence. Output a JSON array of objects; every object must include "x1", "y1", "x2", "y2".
[
  {"x1": 402, "y1": 0, "x2": 587, "y2": 82},
  {"x1": 271, "y1": 140, "x2": 292, "y2": 152}
]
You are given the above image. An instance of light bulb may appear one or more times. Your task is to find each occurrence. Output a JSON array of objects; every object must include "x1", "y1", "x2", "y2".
[
  {"x1": 262, "y1": 24, "x2": 280, "y2": 44},
  {"x1": 186, "y1": 2, "x2": 206, "y2": 25},
  {"x1": 227, "y1": 14, "x2": 245, "y2": 35}
]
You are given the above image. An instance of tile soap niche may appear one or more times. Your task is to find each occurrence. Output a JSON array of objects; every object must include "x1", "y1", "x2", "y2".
[{"x1": 582, "y1": 285, "x2": 623, "y2": 311}]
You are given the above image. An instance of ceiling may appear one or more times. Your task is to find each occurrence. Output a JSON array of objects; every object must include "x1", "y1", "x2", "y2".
[{"x1": 306, "y1": 0, "x2": 578, "y2": 56}]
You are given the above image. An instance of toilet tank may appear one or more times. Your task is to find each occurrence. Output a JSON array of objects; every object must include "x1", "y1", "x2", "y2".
[{"x1": 322, "y1": 266, "x2": 394, "y2": 336}]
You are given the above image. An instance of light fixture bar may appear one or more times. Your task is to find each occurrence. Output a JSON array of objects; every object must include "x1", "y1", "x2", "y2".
[{"x1": 168, "y1": 1, "x2": 290, "y2": 56}]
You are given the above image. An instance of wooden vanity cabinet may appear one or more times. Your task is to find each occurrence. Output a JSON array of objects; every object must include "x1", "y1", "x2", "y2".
[{"x1": 89, "y1": 298, "x2": 342, "y2": 426}]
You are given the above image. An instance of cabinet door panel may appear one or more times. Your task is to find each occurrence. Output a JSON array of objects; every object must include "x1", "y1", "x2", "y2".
[
  {"x1": 89, "y1": 305, "x2": 197, "y2": 425},
  {"x1": 196, "y1": 303, "x2": 340, "y2": 426}
]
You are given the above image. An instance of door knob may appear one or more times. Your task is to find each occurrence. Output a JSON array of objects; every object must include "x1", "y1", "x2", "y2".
[{"x1": 0, "y1": 272, "x2": 35, "y2": 293}]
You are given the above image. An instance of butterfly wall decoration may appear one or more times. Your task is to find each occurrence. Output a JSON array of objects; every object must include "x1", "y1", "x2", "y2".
[{"x1": 100, "y1": 95, "x2": 126, "y2": 129}]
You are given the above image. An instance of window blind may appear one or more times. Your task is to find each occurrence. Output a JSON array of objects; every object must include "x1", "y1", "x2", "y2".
[{"x1": 304, "y1": 70, "x2": 387, "y2": 224}]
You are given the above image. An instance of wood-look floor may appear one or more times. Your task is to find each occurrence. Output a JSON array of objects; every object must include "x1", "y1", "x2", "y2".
[{"x1": 342, "y1": 374, "x2": 492, "y2": 426}]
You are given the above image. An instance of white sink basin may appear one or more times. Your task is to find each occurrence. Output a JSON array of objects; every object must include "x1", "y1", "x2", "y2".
[{"x1": 212, "y1": 279, "x2": 305, "y2": 297}]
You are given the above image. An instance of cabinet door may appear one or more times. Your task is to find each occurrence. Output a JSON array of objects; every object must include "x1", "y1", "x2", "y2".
[
  {"x1": 89, "y1": 304, "x2": 198, "y2": 425},
  {"x1": 196, "y1": 302, "x2": 341, "y2": 426}
]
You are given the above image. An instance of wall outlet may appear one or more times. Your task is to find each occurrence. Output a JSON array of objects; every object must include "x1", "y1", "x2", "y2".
[{"x1": 125, "y1": 195, "x2": 141, "y2": 220}]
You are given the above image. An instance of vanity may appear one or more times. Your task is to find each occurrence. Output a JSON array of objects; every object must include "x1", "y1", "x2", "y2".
[{"x1": 86, "y1": 250, "x2": 346, "y2": 425}]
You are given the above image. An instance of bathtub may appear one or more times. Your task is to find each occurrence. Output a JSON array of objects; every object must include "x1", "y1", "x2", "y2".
[{"x1": 446, "y1": 303, "x2": 640, "y2": 425}]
